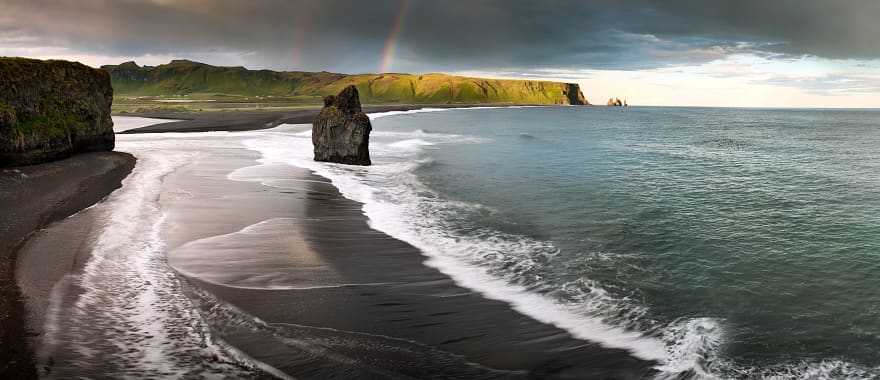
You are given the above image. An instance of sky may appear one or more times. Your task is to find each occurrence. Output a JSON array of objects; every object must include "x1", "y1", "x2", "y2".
[{"x1": 2, "y1": 0, "x2": 880, "y2": 107}]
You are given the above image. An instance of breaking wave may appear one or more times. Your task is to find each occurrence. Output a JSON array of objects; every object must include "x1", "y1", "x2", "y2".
[{"x1": 238, "y1": 122, "x2": 728, "y2": 377}]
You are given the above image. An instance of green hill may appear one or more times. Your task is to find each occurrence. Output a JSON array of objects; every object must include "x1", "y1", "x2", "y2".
[{"x1": 101, "y1": 60, "x2": 589, "y2": 105}]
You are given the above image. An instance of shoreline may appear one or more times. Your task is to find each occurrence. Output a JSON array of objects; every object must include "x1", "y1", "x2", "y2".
[
  {"x1": 0, "y1": 152, "x2": 135, "y2": 378},
  {"x1": 7, "y1": 109, "x2": 657, "y2": 377},
  {"x1": 155, "y1": 135, "x2": 658, "y2": 378},
  {"x1": 118, "y1": 104, "x2": 560, "y2": 134}
]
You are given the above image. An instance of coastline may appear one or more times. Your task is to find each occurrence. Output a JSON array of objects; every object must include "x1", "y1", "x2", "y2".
[
  {"x1": 0, "y1": 152, "x2": 135, "y2": 378},
  {"x1": 118, "y1": 104, "x2": 555, "y2": 134},
  {"x1": 7, "y1": 109, "x2": 658, "y2": 378},
  {"x1": 155, "y1": 135, "x2": 657, "y2": 378}
]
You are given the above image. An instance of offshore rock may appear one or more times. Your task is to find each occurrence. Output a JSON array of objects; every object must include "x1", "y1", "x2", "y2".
[
  {"x1": 312, "y1": 85, "x2": 372, "y2": 165},
  {"x1": 607, "y1": 97, "x2": 625, "y2": 107},
  {"x1": 0, "y1": 57, "x2": 114, "y2": 167}
]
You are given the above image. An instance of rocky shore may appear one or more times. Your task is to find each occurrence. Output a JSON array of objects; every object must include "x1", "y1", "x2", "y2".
[
  {"x1": 0, "y1": 58, "x2": 115, "y2": 167},
  {"x1": 0, "y1": 57, "x2": 127, "y2": 377}
]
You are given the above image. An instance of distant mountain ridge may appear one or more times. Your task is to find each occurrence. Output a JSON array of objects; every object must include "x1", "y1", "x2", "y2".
[{"x1": 101, "y1": 60, "x2": 589, "y2": 105}]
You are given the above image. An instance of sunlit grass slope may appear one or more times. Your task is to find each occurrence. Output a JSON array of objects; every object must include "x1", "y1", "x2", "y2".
[{"x1": 103, "y1": 60, "x2": 587, "y2": 105}]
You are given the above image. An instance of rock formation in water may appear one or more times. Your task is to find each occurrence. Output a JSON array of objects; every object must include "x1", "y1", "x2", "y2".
[
  {"x1": 0, "y1": 58, "x2": 115, "y2": 167},
  {"x1": 607, "y1": 97, "x2": 625, "y2": 107},
  {"x1": 312, "y1": 85, "x2": 372, "y2": 165}
]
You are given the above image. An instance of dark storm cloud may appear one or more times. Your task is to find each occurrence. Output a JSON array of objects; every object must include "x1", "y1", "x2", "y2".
[{"x1": 2, "y1": 0, "x2": 880, "y2": 72}]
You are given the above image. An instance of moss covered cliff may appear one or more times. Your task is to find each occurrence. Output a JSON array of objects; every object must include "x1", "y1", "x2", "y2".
[
  {"x1": 0, "y1": 58, "x2": 115, "y2": 167},
  {"x1": 103, "y1": 60, "x2": 589, "y2": 105}
]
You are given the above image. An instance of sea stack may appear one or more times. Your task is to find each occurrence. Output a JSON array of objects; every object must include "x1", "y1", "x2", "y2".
[
  {"x1": 607, "y1": 97, "x2": 624, "y2": 107},
  {"x1": 312, "y1": 85, "x2": 372, "y2": 165},
  {"x1": 0, "y1": 58, "x2": 115, "y2": 167}
]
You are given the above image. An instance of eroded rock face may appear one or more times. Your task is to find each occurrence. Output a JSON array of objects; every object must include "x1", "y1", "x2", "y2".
[
  {"x1": 312, "y1": 85, "x2": 372, "y2": 165},
  {"x1": 565, "y1": 83, "x2": 589, "y2": 105},
  {"x1": 0, "y1": 57, "x2": 114, "y2": 167},
  {"x1": 607, "y1": 97, "x2": 624, "y2": 107}
]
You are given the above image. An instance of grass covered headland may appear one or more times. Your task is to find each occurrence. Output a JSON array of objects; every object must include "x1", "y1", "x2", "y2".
[{"x1": 103, "y1": 60, "x2": 589, "y2": 110}]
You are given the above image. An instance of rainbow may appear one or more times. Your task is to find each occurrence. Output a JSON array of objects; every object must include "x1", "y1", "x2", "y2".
[{"x1": 379, "y1": 0, "x2": 409, "y2": 73}]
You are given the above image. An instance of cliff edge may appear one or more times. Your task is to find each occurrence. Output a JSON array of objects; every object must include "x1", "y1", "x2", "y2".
[
  {"x1": 0, "y1": 58, "x2": 115, "y2": 167},
  {"x1": 312, "y1": 86, "x2": 372, "y2": 165},
  {"x1": 565, "y1": 83, "x2": 589, "y2": 105},
  {"x1": 103, "y1": 60, "x2": 591, "y2": 105}
]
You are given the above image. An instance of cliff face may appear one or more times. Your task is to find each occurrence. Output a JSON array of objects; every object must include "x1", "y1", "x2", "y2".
[
  {"x1": 0, "y1": 58, "x2": 114, "y2": 167},
  {"x1": 564, "y1": 83, "x2": 589, "y2": 105},
  {"x1": 322, "y1": 74, "x2": 590, "y2": 105},
  {"x1": 103, "y1": 60, "x2": 590, "y2": 105},
  {"x1": 312, "y1": 86, "x2": 372, "y2": 166}
]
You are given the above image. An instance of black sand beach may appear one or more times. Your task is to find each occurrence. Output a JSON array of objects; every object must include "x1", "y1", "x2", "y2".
[
  {"x1": 153, "y1": 132, "x2": 658, "y2": 378},
  {"x1": 0, "y1": 152, "x2": 134, "y2": 378},
  {"x1": 9, "y1": 114, "x2": 657, "y2": 379},
  {"x1": 120, "y1": 104, "x2": 485, "y2": 134}
]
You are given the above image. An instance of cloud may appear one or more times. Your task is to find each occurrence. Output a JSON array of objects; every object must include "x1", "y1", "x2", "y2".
[{"x1": 2, "y1": 0, "x2": 880, "y2": 74}]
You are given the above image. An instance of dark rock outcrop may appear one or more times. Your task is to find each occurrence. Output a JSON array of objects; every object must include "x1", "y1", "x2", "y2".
[
  {"x1": 564, "y1": 83, "x2": 589, "y2": 105},
  {"x1": 312, "y1": 86, "x2": 372, "y2": 165},
  {"x1": 607, "y1": 97, "x2": 627, "y2": 107},
  {"x1": 0, "y1": 58, "x2": 114, "y2": 167}
]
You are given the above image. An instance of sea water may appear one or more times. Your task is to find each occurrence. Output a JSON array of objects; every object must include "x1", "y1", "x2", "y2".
[
  {"x1": 54, "y1": 109, "x2": 880, "y2": 378},
  {"x1": 244, "y1": 106, "x2": 880, "y2": 377}
]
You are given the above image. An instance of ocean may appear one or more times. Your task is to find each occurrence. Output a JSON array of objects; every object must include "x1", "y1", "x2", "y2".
[
  {"x1": 266, "y1": 106, "x2": 880, "y2": 377},
  {"x1": 33, "y1": 108, "x2": 880, "y2": 378}
]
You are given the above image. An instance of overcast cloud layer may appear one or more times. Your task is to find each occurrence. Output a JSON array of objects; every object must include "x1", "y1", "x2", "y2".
[{"x1": 3, "y1": 0, "x2": 880, "y2": 73}]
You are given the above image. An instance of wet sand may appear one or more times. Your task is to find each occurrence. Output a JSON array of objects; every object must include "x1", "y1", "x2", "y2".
[
  {"x1": 8, "y1": 113, "x2": 657, "y2": 378},
  {"x1": 119, "y1": 104, "x2": 485, "y2": 134},
  {"x1": 159, "y1": 140, "x2": 658, "y2": 378},
  {"x1": 0, "y1": 152, "x2": 134, "y2": 378}
]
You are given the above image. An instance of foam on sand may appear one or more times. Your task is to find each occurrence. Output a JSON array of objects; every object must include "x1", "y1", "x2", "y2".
[
  {"x1": 112, "y1": 115, "x2": 182, "y2": 133},
  {"x1": 237, "y1": 122, "x2": 723, "y2": 375}
]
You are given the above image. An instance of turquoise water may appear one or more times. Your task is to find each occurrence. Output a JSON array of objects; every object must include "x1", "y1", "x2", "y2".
[{"x1": 369, "y1": 107, "x2": 880, "y2": 376}]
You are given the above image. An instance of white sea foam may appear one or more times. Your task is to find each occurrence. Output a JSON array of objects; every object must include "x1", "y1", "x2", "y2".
[
  {"x1": 237, "y1": 116, "x2": 721, "y2": 374},
  {"x1": 111, "y1": 115, "x2": 182, "y2": 133},
  {"x1": 368, "y1": 105, "x2": 544, "y2": 121},
  {"x1": 368, "y1": 107, "x2": 448, "y2": 120},
  {"x1": 75, "y1": 112, "x2": 876, "y2": 378},
  {"x1": 39, "y1": 127, "x2": 269, "y2": 376},
  {"x1": 164, "y1": 115, "x2": 880, "y2": 378},
  {"x1": 219, "y1": 112, "x2": 880, "y2": 379},
  {"x1": 388, "y1": 138, "x2": 435, "y2": 150}
]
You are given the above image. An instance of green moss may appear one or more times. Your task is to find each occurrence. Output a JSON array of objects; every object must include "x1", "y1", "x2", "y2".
[
  {"x1": 15, "y1": 111, "x2": 85, "y2": 140},
  {"x1": 0, "y1": 101, "x2": 14, "y2": 114}
]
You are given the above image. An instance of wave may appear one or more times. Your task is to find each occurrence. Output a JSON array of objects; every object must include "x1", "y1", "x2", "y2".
[
  {"x1": 373, "y1": 128, "x2": 435, "y2": 137},
  {"x1": 368, "y1": 108, "x2": 449, "y2": 120},
  {"x1": 368, "y1": 105, "x2": 546, "y2": 121},
  {"x1": 237, "y1": 111, "x2": 879, "y2": 379},
  {"x1": 41, "y1": 135, "x2": 263, "y2": 377},
  {"x1": 238, "y1": 126, "x2": 722, "y2": 375},
  {"x1": 388, "y1": 138, "x2": 435, "y2": 150}
]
